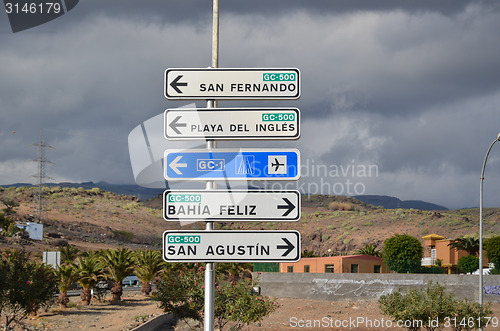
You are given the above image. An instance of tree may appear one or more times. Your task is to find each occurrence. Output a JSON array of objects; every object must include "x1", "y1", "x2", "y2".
[
  {"x1": 154, "y1": 265, "x2": 278, "y2": 331},
  {"x1": 154, "y1": 264, "x2": 205, "y2": 327},
  {"x1": 217, "y1": 263, "x2": 253, "y2": 282},
  {"x1": 75, "y1": 254, "x2": 102, "y2": 305},
  {"x1": 457, "y1": 255, "x2": 479, "y2": 274},
  {"x1": 485, "y1": 236, "x2": 500, "y2": 270},
  {"x1": 23, "y1": 262, "x2": 57, "y2": 316},
  {"x1": 0, "y1": 249, "x2": 57, "y2": 330},
  {"x1": 59, "y1": 245, "x2": 80, "y2": 265},
  {"x1": 1, "y1": 199, "x2": 19, "y2": 215},
  {"x1": 382, "y1": 234, "x2": 423, "y2": 273},
  {"x1": 99, "y1": 248, "x2": 135, "y2": 302},
  {"x1": 54, "y1": 264, "x2": 79, "y2": 308},
  {"x1": 355, "y1": 244, "x2": 382, "y2": 257},
  {"x1": 214, "y1": 277, "x2": 278, "y2": 331},
  {"x1": 133, "y1": 249, "x2": 165, "y2": 295},
  {"x1": 448, "y1": 237, "x2": 480, "y2": 256}
]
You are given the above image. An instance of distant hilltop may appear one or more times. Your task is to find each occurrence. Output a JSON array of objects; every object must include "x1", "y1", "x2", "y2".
[
  {"x1": 354, "y1": 195, "x2": 448, "y2": 211},
  {"x1": 0, "y1": 181, "x2": 164, "y2": 201},
  {"x1": 1, "y1": 182, "x2": 447, "y2": 210}
]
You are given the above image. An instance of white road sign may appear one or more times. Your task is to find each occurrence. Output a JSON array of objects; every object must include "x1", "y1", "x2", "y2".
[
  {"x1": 165, "y1": 108, "x2": 300, "y2": 140},
  {"x1": 163, "y1": 190, "x2": 300, "y2": 221},
  {"x1": 164, "y1": 68, "x2": 300, "y2": 100},
  {"x1": 163, "y1": 230, "x2": 301, "y2": 262}
]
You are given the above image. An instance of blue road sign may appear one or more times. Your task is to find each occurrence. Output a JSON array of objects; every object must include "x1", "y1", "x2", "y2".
[{"x1": 164, "y1": 149, "x2": 300, "y2": 181}]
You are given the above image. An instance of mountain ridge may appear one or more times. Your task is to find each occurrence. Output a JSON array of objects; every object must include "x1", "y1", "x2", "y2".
[{"x1": 2, "y1": 182, "x2": 448, "y2": 210}]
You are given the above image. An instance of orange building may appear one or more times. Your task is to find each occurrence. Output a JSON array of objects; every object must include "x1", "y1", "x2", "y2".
[
  {"x1": 422, "y1": 234, "x2": 488, "y2": 274},
  {"x1": 280, "y1": 254, "x2": 389, "y2": 274}
]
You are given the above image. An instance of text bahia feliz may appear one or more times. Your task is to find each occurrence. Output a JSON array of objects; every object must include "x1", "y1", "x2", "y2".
[{"x1": 167, "y1": 204, "x2": 257, "y2": 216}]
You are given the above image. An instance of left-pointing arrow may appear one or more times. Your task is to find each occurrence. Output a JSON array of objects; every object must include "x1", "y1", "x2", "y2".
[
  {"x1": 170, "y1": 75, "x2": 188, "y2": 93},
  {"x1": 169, "y1": 156, "x2": 187, "y2": 175},
  {"x1": 277, "y1": 238, "x2": 295, "y2": 257},
  {"x1": 169, "y1": 116, "x2": 187, "y2": 134}
]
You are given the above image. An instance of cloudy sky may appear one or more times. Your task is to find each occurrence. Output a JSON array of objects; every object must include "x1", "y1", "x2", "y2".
[{"x1": 1, "y1": 0, "x2": 500, "y2": 209}]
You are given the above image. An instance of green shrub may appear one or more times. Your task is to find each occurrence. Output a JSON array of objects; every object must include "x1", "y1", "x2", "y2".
[
  {"x1": 154, "y1": 265, "x2": 278, "y2": 330},
  {"x1": 112, "y1": 230, "x2": 135, "y2": 242},
  {"x1": 383, "y1": 234, "x2": 423, "y2": 273},
  {"x1": 417, "y1": 266, "x2": 444, "y2": 274},
  {"x1": 457, "y1": 255, "x2": 479, "y2": 274},
  {"x1": 328, "y1": 202, "x2": 353, "y2": 211},
  {"x1": 485, "y1": 236, "x2": 500, "y2": 268},
  {"x1": 379, "y1": 282, "x2": 492, "y2": 331},
  {"x1": 0, "y1": 249, "x2": 58, "y2": 329}
]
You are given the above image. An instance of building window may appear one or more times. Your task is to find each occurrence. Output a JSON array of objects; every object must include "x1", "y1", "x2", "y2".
[
  {"x1": 325, "y1": 264, "x2": 334, "y2": 273},
  {"x1": 304, "y1": 265, "x2": 310, "y2": 273},
  {"x1": 351, "y1": 264, "x2": 359, "y2": 273},
  {"x1": 374, "y1": 265, "x2": 381, "y2": 273},
  {"x1": 287, "y1": 266, "x2": 294, "y2": 273}
]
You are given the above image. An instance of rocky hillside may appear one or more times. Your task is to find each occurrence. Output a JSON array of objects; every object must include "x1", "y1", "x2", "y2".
[{"x1": 1, "y1": 186, "x2": 499, "y2": 257}]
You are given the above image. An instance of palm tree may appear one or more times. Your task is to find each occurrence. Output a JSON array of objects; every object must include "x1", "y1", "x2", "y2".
[
  {"x1": 355, "y1": 244, "x2": 382, "y2": 258},
  {"x1": 133, "y1": 250, "x2": 165, "y2": 295},
  {"x1": 448, "y1": 237, "x2": 479, "y2": 256},
  {"x1": 59, "y1": 245, "x2": 80, "y2": 265},
  {"x1": 217, "y1": 263, "x2": 253, "y2": 282},
  {"x1": 54, "y1": 264, "x2": 79, "y2": 308},
  {"x1": 99, "y1": 248, "x2": 135, "y2": 302},
  {"x1": 75, "y1": 254, "x2": 102, "y2": 305}
]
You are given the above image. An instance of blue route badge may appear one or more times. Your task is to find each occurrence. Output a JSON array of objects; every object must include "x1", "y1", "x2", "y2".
[{"x1": 164, "y1": 149, "x2": 300, "y2": 181}]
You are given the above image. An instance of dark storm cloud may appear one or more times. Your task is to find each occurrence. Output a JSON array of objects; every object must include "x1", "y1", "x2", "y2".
[
  {"x1": 65, "y1": 0, "x2": 477, "y2": 22},
  {"x1": 1, "y1": 0, "x2": 500, "y2": 209}
]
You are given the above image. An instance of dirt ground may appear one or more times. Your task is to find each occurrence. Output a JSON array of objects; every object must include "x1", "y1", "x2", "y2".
[{"x1": 16, "y1": 293, "x2": 500, "y2": 331}]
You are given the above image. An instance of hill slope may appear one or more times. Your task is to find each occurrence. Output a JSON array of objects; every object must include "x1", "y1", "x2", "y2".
[{"x1": 1, "y1": 187, "x2": 499, "y2": 257}]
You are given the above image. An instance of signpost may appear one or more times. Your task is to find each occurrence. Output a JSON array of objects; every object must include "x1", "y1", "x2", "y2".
[
  {"x1": 162, "y1": 5, "x2": 302, "y2": 329},
  {"x1": 165, "y1": 68, "x2": 300, "y2": 100},
  {"x1": 164, "y1": 148, "x2": 300, "y2": 180},
  {"x1": 163, "y1": 190, "x2": 300, "y2": 221},
  {"x1": 163, "y1": 230, "x2": 301, "y2": 262},
  {"x1": 164, "y1": 108, "x2": 300, "y2": 140}
]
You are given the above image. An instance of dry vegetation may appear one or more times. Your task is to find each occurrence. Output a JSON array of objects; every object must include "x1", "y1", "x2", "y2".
[{"x1": 1, "y1": 186, "x2": 499, "y2": 258}]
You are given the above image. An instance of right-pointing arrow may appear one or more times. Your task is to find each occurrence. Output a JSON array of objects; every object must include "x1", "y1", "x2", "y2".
[
  {"x1": 277, "y1": 238, "x2": 295, "y2": 257},
  {"x1": 277, "y1": 197, "x2": 295, "y2": 217},
  {"x1": 169, "y1": 116, "x2": 187, "y2": 134},
  {"x1": 169, "y1": 156, "x2": 187, "y2": 175}
]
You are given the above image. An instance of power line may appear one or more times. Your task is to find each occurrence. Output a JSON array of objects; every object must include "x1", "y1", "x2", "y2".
[{"x1": 32, "y1": 129, "x2": 54, "y2": 222}]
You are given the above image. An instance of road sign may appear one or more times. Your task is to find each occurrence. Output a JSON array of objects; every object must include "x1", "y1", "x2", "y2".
[
  {"x1": 164, "y1": 108, "x2": 300, "y2": 140},
  {"x1": 163, "y1": 230, "x2": 301, "y2": 262},
  {"x1": 164, "y1": 68, "x2": 300, "y2": 100},
  {"x1": 163, "y1": 190, "x2": 300, "y2": 221},
  {"x1": 164, "y1": 148, "x2": 300, "y2": 181}
]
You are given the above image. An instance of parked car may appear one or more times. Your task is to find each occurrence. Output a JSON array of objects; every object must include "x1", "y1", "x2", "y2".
[{"x1": 122, "y1": 275, "x2": 139, "y2": 287}]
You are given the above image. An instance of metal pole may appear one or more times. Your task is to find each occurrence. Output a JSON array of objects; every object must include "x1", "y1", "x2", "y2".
[
  {"x1": 478, "y1": 133, "x2": 500, "y2": 331},
  {"x1": 204, "y1": 1, "x2": 219, "y2": 330}
]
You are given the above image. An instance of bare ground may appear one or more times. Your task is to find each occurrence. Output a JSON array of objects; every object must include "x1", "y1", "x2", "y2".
[{"x1": 17, "y1": 294, "x2": 500, "y2": 331}]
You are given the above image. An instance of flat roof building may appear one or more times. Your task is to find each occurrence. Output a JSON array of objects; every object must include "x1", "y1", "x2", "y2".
[{"x1": 280, "y1": 254, "x2": 389, "y2": 274}]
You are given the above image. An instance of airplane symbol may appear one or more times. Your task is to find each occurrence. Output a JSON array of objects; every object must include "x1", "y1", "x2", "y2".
[
  {"x1": 268, "y1": 155, "x2": 287, "y2": 175},
  {"x1": 271, "y1": 158, "x2": 284, "y2": 172}
]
